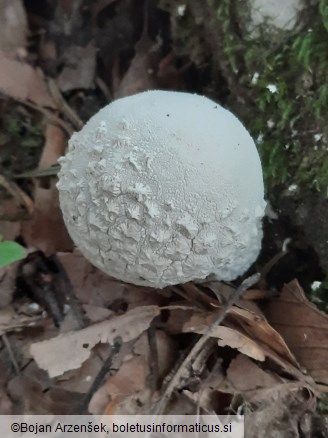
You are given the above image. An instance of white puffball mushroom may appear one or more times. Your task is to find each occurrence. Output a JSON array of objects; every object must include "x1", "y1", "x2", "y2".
[{"x1": 57, "y1": 90, "x2": 266, "y2": 288}]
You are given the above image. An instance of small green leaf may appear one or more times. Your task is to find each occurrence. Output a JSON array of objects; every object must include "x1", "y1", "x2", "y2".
[{"x1": 0, "y1": 241, "x2": 26, "y2": 267}]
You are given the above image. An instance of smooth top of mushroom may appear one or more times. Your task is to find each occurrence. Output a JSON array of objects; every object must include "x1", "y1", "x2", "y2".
[{"x1": 57, "y1": 90, "x2": 266, "y2": 288}]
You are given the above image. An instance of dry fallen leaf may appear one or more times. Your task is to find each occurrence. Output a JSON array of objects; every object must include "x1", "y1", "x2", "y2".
[
  {"x1": 262, "y1": 279, "x2": 328, "y2": 386},
  {"x1": 0, "y1": 305, "x2": 44, "y2": 336},
  {"x1": 105, "y1": 355, "x2": 149, "y2": 413},
  {"x1": 38, "y1": 124, "x2": 67, "y2": 169},
  {"x1": 185, "y1": 353, "x2": 316, "y2": 434},
  {"x1": 244, "y1": 381, "x2": 316, "y2": 438},
  {"x1": 89, "y1": 384, "x2": 110, "y2": 415},
  {"x1": 30, "y1": 305, "x2": 160, "y2": 377},
  {"x1": 181, "y1": 305, "x2": 298, "y2": 366},
  {"x1": 226, "y1": 354, "x2": 281, "y2": 392},
  {"x1": 104, "y1": 356, "x2": 152, "y2": 415},
  {"x1": 88, "y1": 330, "x2": 176, "y2": 414},
  {"x1": 114, "y1": 35, "x2": 160, "y2": 99},
  {"x1": 56, "y1": 351, "x2": 105, "y2": 394},
  {"x1": 56, "y1": 250, "x2": 162, "y2": 309},
  {"x1": 0, "y1": 51, "x2": 55, "y2": 108},
  {"x1": 82, "y1": 305, "x2": 114, "y2": 323},
  {"x1": 133, "y1": 330, "x2": 177, "y2": 379},
  {"x1": 22, "y1": 179, "x2": 73, "y2": 255},
  {"x1": 226, "y1": 305, "x2": 299, "y2": 367},
  {"x1": 57, "y1": 42, "x2": 96, "y2": 92},
  {"x1": 7, "y1": 375, "x2": 81, "y2": 414},
  {"x1": 0, "y1": 390, "x2": 13, "y2": 415},
  {"x1": 216, "y1": 326, "x2": 265, "y2": 361},
  {"x1": 0, "y1": 0, "x2": 27, "y2": 55}
]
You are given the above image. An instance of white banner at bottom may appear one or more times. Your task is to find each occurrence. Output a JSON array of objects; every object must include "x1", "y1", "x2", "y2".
[{"x1": 1, "y1": 415, "x2": 244, "y2": 438}]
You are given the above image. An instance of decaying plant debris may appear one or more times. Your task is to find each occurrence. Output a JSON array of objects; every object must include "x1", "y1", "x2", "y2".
[{"x1": 0, "y1": 1, "x2": 327, "y2": 437}]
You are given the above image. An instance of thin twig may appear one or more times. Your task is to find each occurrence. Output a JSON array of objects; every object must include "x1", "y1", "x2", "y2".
[
  {"x1": 170, "y1": 286, "x2": 205, "y2": 309},
  {"x1": 181, "y1": 282, "x2": 216, "y2": 308},
  {"x1": 95, "y1": 77, "x2": 112, "y2": 102},
  {"x1": 48, "y1": 79, "x2": 83, "y2": 130},
  {"x1": 15, "y1": 165, "x2": 60, "y2": 179},
  {"x1": 258, "y1": 238, "x2": 291, "y2": 290},
  {"x1": 2, "y1": 334, "x2": 20, "y2": 375},
  {"x1": 152, "y1": 273, "x2": 260, "y2": 415},
  {"x1": 12, "y1": 99, "x2": 73, "y2": 136},
  {"x1": 147, "y1": 320, "x2": 160, "y2": 391},
  {"x1": 77, "y1": 337, "x2": 123, "y2": 414},
  {"x1": 196, "y1": 360, "x2": 223, "y2": 416}
]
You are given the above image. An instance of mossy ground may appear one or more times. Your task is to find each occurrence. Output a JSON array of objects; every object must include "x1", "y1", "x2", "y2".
[
  {"x1": 213, "y1": 0, "x2": 328, "y2": 298},
  {"x1": 216, "y1": 0, "x2": 328, "y2": 195}
]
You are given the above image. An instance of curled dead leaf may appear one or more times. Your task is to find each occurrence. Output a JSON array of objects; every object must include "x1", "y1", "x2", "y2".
[
  {"x1": 30, "y1": 305, "x2": 160, "y2": 378},
  {"x1": 263, "y1": 279, "x2": 328, "y2": 386},
  {"x1": 216, "y1": 326, "x2": 265, "y2": 361}
]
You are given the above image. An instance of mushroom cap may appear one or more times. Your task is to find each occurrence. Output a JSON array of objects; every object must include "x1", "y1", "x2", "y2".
[{"x1": 57, "y1": 90, "x2": 266, "y2": 288}]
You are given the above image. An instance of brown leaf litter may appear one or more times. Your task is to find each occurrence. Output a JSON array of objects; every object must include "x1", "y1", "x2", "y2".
[
  {"x1": 0, "y1": 51, "x2": 56, "y2": 108},
  {"x1": 1, "y1": 182, "x2": 326, "y2": 430},
  {"x1": 56, "y1": 249, "x2": 165, "y2": 309},
  {"x1": 0, "y1": 303, "x2": 45, "y2": 336},
  {"x1": 226, "y1": 355, "x2": 316, "y2": 438},
  {"x1": 113, "y1": 32, "x2": 161, "y2": 99},
  {"x1": 7, "y1": 374, "x2": 82, "y2": 415},
  {"x1": 262, "y1": 279, "x2": 328, "y2": 388},
  {"x1": 30, "y1": 305, "x2": 160, "y2": 377},
  {"x1": 57, "y1": 42, "x2": 96, "y2": 92},
  {"x1": 168, "y1": 298, "x2": 308, "y2": 384},
  {"x1": 212, "y1": 325, "x2": 266, "y2": 361},
  {"x1": 0, "y1": 174, "x2": 34, "y2": 217},
  {"x1": 38, "y1": 124, "x2": 67, "y2": 169},
  {"x1": 22, "y1": 124, "x2": 73, "y2": 255},
  {"x1": 100, "y1": 330, "x2": 176, "y2": 415},
  {"x1": 0, "y1": 0, "x2": 28, "y2": 56},
  {"x1": 22, "y1": 178, "x2": 72, "y2": 255}
]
